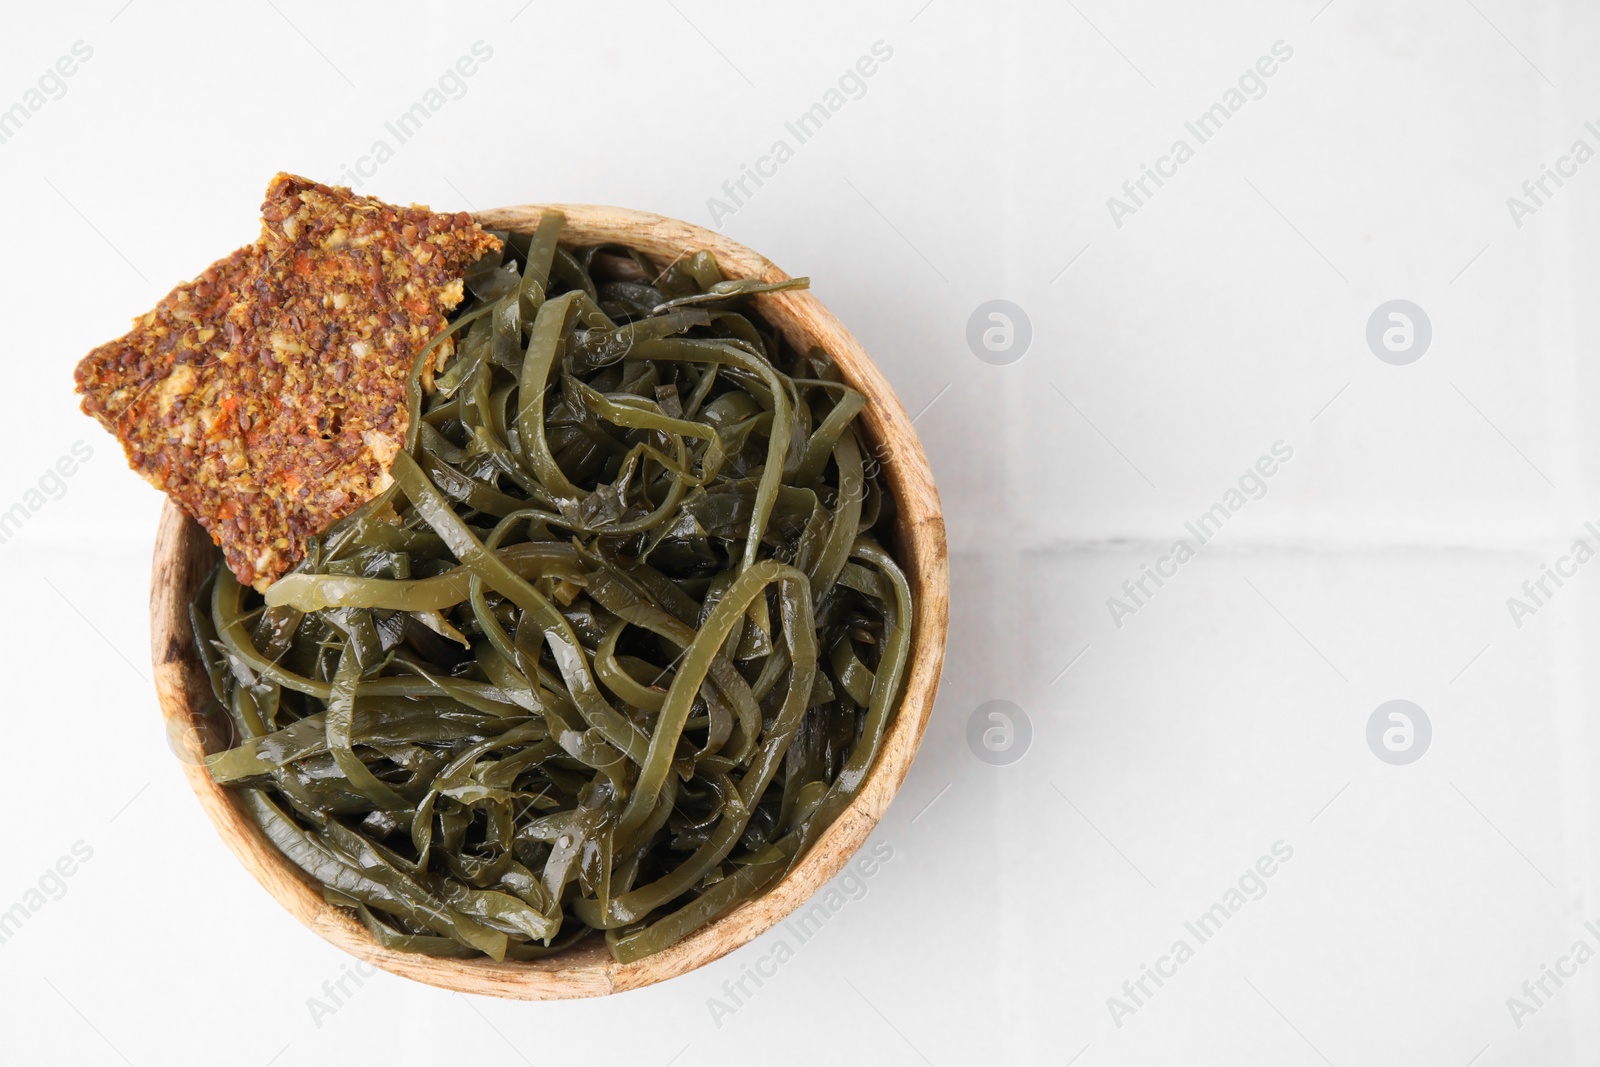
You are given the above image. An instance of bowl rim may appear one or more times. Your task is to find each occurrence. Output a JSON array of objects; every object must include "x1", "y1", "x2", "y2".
[{"x1": 151, "y1": 203, "x2": 949, "y2": 1000}]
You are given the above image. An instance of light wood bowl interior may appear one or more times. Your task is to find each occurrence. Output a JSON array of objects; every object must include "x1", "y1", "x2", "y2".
[{"x1": 150, "y1": 204, "x2": 949, "y2": 999}]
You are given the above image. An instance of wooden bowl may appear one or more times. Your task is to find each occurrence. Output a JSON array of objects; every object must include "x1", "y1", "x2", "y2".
[{"x1": 151, "y1": 204, "x2": 949, "y2": 999}]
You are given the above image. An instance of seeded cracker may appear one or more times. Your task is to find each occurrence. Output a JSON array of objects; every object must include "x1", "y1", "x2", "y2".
[{"x1": 74, "y1": 173, "x2": 501, "y2": 590}]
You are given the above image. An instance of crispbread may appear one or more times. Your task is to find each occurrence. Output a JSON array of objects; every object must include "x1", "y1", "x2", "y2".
[{"x1": 75, "y1": 173, "x2": 500, "y2": 589}]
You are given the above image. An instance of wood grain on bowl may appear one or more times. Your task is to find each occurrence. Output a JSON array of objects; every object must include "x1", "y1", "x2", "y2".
[{"x1": 151, "y1": 204, "x2": 949, "y2": 1000}]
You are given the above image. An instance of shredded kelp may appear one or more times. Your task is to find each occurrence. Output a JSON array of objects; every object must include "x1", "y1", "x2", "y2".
[{"x1": 195, "y1": 213, "x2": 912, "y2": 963}]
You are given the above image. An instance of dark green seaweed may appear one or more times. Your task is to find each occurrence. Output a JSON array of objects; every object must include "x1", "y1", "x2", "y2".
[{"x1": 198, "y1": 213, "x2": 911, "y2": 964}]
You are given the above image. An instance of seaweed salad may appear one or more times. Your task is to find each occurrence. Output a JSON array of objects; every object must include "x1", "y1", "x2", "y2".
[{"x1": 193, "y1": 211, "x2": 913, "y2": 963}]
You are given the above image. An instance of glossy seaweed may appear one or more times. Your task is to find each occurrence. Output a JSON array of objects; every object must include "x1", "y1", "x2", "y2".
[{"x1": 196, "y1": 213, "x2": 912, "y2": 963}]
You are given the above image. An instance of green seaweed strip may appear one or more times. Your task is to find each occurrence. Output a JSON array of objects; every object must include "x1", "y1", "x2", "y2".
[
  {"x1": 324, "y1": 640, "x2": 411, "y2": 812},
  {"x1": 520, "y1": 209, "x2": 565, "y2": 310}
]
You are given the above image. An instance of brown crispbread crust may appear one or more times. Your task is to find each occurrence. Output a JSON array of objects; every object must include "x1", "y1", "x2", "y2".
[{"x1": 75, "y1": 173, "x2": 500, "y2": 590}]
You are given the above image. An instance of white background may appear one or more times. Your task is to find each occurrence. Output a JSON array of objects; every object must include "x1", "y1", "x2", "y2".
[{"x1": 0, "y1": 0, "x2": 1595, "y2": 1063}]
